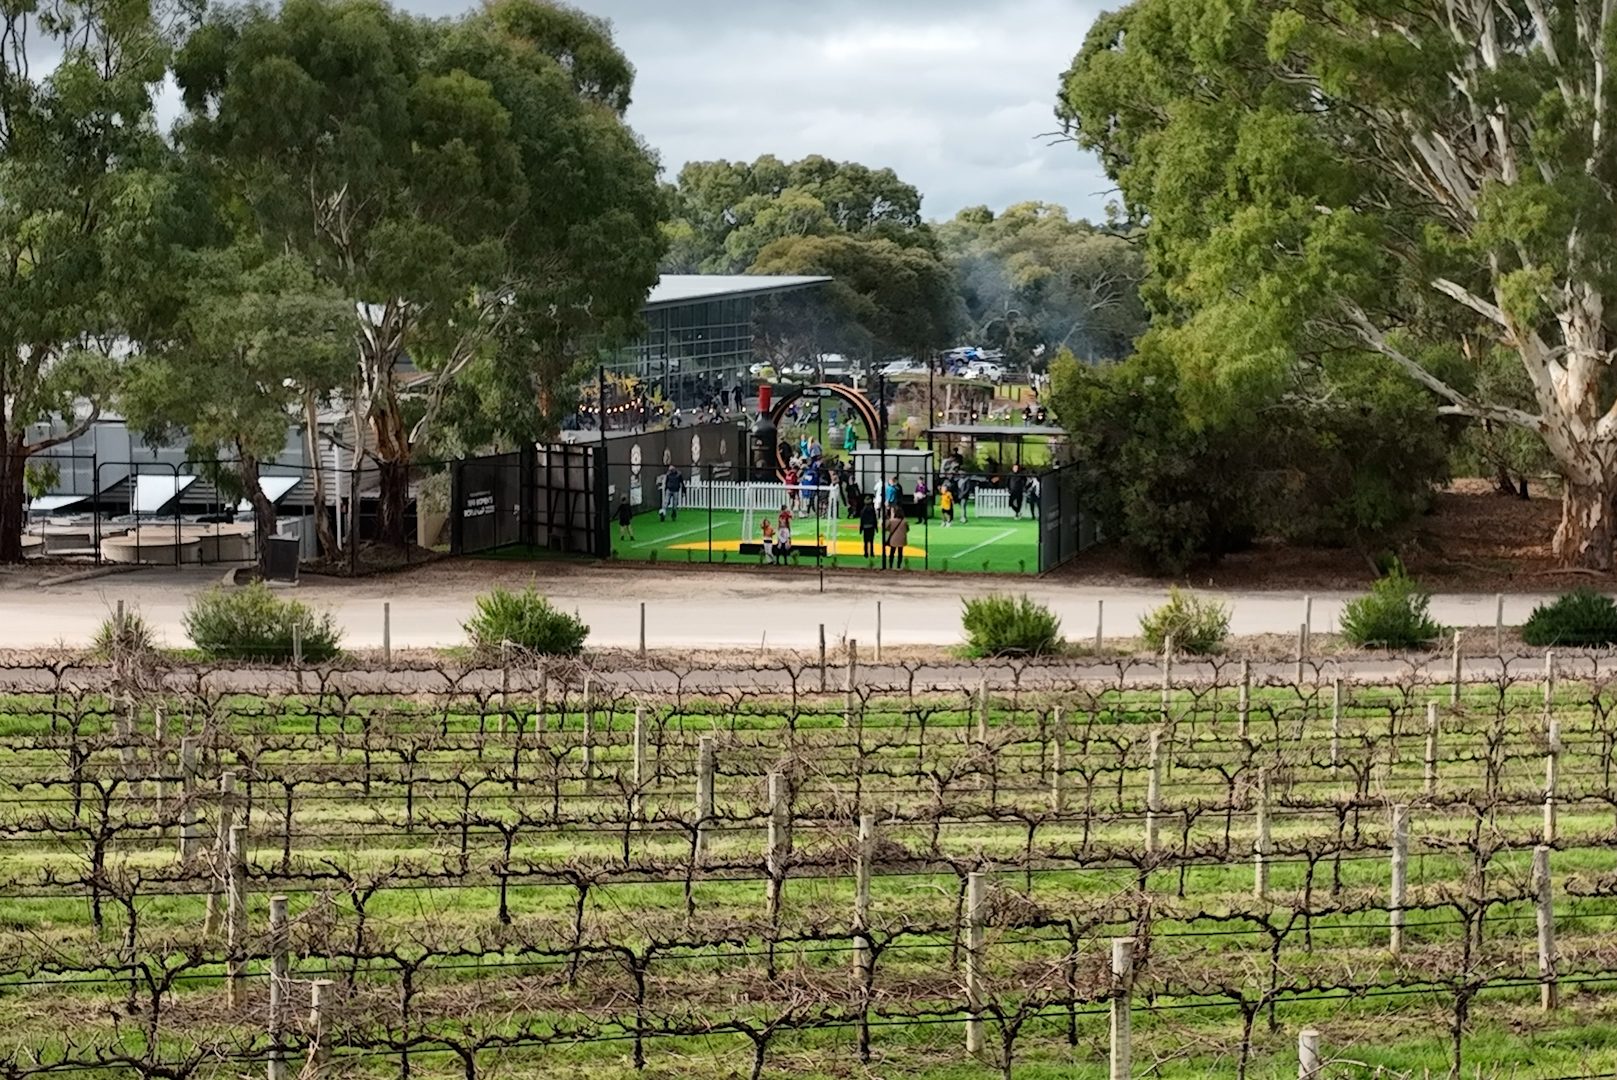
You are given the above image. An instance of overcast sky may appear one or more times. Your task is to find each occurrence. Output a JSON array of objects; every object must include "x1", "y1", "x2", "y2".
[{"x1": 402, "y1": 0, "x2": 1118, "y2": 223}]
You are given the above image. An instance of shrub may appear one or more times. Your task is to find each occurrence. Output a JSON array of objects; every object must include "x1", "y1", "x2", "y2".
[
  {"x1": 1522, "y1": 588, "x2": 1617, "y2": 647},
  {"x1": 464, "y1": 586, "x2": 588, "y2": 656},
  {"x1": 1339, "y1": 565, "x2": 1443, "y2": 648},
  {"x1": 183, "y1": 582, "x2": 342, "y2": 661},
  {"x1": 1139, "y1": 588, "x2": 1230, "y2": 654},
  {"x1": 91, "y1": 609, "x2": 157, "y2": 660},
  {"x1": 961, "y1": 594, "x2": 1063, "y2": 657}
]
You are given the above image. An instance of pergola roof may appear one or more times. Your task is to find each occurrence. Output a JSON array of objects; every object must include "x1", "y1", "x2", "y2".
[{"x1": 643, "y1": 275, "x2": 831, "y2": 310}]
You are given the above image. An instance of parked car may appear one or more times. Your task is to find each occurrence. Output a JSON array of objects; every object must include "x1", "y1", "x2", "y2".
[
  {"x1": 961, "y1": 361, "x2": 1005, "y2": 383},
  {"x1": 880, "y1": 358, "x2": 922, "y2": 377}
]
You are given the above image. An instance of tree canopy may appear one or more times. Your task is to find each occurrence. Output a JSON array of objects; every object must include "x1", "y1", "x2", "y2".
[
  {"x1": 1060, "y1": 0, "x2": 1617, "y2": 568},
  {"x1": 174, "y1": 0, "x2": 664, "y2": 544},
  {"x1": 938, "y1": 201, "x2": 1147, "y2": 368}
]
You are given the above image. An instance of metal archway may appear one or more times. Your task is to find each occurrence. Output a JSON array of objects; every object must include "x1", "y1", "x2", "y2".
[{"x1": 766, "y1": 383, "x2": 882, "y2": 475}]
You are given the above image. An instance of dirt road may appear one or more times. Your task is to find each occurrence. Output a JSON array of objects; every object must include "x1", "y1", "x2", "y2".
[{"x1": 0, "y1": 559, "x2": 1562, "y2": 651}]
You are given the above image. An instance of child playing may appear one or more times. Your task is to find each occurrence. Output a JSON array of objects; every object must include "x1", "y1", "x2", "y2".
[
  {"x1": 759, "y1": 517, "x2": 775, "y2": 561},
  {"x1": 775, "y1": 521, "x2": 792, "y2": 564},
  {"x1": 784, "y1": 465, "x2": 800, "y2": 511},
  {"x1": 616, "y1": 497, "x2": 635, "y2": 541},
  {"x1": 777, "y1": 502, "x2": 793, "y2": 534},
  {"x1": 939, "y1": 485, "x2": 954, "y2": 527}
]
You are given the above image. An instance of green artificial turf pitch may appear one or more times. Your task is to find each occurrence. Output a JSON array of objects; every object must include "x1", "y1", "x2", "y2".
[{"x1": 611, "y1": 507, "x2": 1040, "y2": 574}]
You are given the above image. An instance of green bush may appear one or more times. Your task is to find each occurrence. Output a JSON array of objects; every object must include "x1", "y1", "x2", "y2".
[
  {"x1": 961, "y1": 594, "x2": 1063, "y2": 657},
  {"x1": 91, "y1": 609, "x2": 157, "y2": 660},
  {"x1": 1339, "y1": 565, "x2": 1443, "y2": 648},
  {"x1": 1522, "y1": 588, "x2": 1617, "y2": 647},
  {"x1": 464, "y1": 586, "x2": 588, "y2": 656},
  {"x1": 183, "y1": 582, "x2": 342, "y2": 661},
  {"x1": 1139, "y1": 588, "x2": 1230, "y2": 654}
]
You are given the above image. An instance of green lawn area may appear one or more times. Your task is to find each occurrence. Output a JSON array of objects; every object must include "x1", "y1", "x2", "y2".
[{"x1": 612, "y1": 506, "x2": 1040, "y2": 573}]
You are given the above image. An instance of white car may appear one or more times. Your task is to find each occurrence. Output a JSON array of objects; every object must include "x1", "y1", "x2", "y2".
[
  {"x1": 962, "y1": 362, "x2": 1005, "y2": 382},
  {"x1": 880, "y1": 359, "x2": 922, "y2": 377}
]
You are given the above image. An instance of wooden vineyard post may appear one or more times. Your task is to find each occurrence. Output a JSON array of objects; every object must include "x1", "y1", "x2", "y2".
[
  {"x1": 854, "y1": 813, "x2": 874, "y2": 979},
  {"x1": 1051, "y1": 739, "x2": 1067, "y2": 814},
  {"x1": 1450, "y1": 630, "x2": 1462, "y2": 707},
  {"x1": 632, "y1": 706, "x2": 648, "y2": 826},
  {"x1": 382, "y1": 601, "x2": 391, "y2": 668},
  {"x1": 1109, "y1": 937, "x2": 1135, "y2": 1080},
  {"x1": 1534, "y1": 845, "x2": 1558, "y2": 1011},
  {"x1": 226, "y1": 823, "x2": 248, "y2": 1010},
  {"x1": 292, "y1": 622, "x2": 303, "y2": 669},
  {"x1": 152, "y1": 705, "x2": 167, "y2": 832},
  {"x1": 1424, "y1": 701, "x2": 1439, "y2": 797},
  {"x1": 855, "y1": 812, "x2": 876, "y2": 1064},
  {"x1": 819, "y1": 624, "x2": 827, "y2": 693},
  {"x1": 204, "y1": 770, "x2": 237, "y2": 939},
  {"x1": 765, "y1": 772, "x2": 791, "y2": 919},
  {"x1": 308, "y1": 979, "x2": 333, "y2": 1071},
  {"x1": 639, "y1": 601, "x2": 646, "y2": 658},
  {"x1": 1146, "y1": 730, "x2": 1163, "y2": 855},
  {"x1": 1330, "y1": 677, "x2": 1343, "y2": 767},
  {"x1": 1095, "y1": 598, "x2": 1104, "y2": 652},
  {"x1": 1495, "y1": 593, "x2": 1504, "y2": 653},
  {"x1": 179, "y1": 737, "x2": 199, "y2": 862},
  {"x1": 845, "y1": 639, "x2": 859, "y2": 728},
  {"x1": 1296, "y1": 622, "x2": 1307, "y2": 684},
  {"x1": 1238, "y1": 660, "x2": 1251, "y2": 741},
  {"x1": 1390, "y1": 804, "x2": 1409, "y2": 956},
  {"x1": 1160, "y1": 634, "x2": 1173, "y2": 719},
  {"x1": 536, "y1": 662, "x2": 549, "y2": 736},
  {"x1": 1545, "y1": 650, "x2": 1556, "y2": 711},
  {"x1": 1298, "y1": 1027, "x2": 1322, "y2": 1079},
  {"x1": 268, "y1": 895, "x2": 289, "y2": 1080},
  {"x1": 580, "y1": 677, "x2": 595, "y2": 794},
  {"x1": 976, "y1": 678, "x2": 989, "y2": 743},
  {"x1": 1253, "y1": 767, "x2": 1271, "y2": 902},
  {"x1": 964, "y1": 871, "x2": 986, "y2": 1055},
  {"x1": 694, "y1": 736, "x2": 715, "y2": 861},
  {"x1": 1545, "y1": 714, "x2": 1561, "y2": 843}
]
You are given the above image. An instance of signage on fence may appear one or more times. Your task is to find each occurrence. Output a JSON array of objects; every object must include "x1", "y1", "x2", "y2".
[{"x1": 463, "y1": 491, "x2": 496, "y2": 519}]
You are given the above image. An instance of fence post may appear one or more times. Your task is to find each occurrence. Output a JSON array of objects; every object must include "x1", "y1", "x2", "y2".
[
  {"x1": 1330, "y1": 677, "x2": 1343, "y2": 767},
  {"x1": 179, "y1": 736, "x2": 198, "y2": 862},
  {"x1": 639, "y1": 601, "x2": 646, "y2": 658},
  {"x1": 1146, "y1": 730, "x2": 1163, "y2": 855},
  {"x1": 1424, "y1": 701, "x2": 1439, "y2": 796},
  {"x1": 976, "y1": 677, "x2": 990, "y2": 743},
  {"x1": 819, "y1": 624, "x2": 827, "y2": 693},
  {"x1": 308, "y1": 979, "x2": 333, "y2": 1070},
  {"x1": 1534, "y1": 844, "x2": 1558, "y2": 1011},
  {"x1": 1095, "y1": 599, "x2": 1104, "y2": 652},
  {"x1": 1495, "y1": 593, "x2": 1504, "y2": 654},
  {"x1": 204, "y1": 770, "x2": 236, "y2": 939},
  {"x1": 765, "y1": 771, "x2": 791, "y2": 917},
  {"x1": 1450, "y1": 630, "x2": 1462, "y2": 706},
  {"x1": 965, "y1": 871, "x2": 986, "y2": 1054},
  {"x1": 381, "y1": 601, "x2": 391, "y2": 667},
  {"x1": 695, "y1": 735, "x2": 715, "y2": 861},
  {"x1": 580, "y1": 679, "x2": 595, "y2": 794},
  {"x1": 226, "y1": 822, "x2": 248, "y2": 1010},
  {"x1": 632, "y1": 706, "x2": 647, "y2": 825},
  {"x1": 1238, "y1": 660, "x2": 1251, "y2": 741},
  {"x1": 1545, "y1": 649, "x2": 1556, "y2": 710},
  {"x1": 1160, "y1": 634, "x2": 1173, "y2": 718},
  {"x1": 1254, "y1": 766, "x2": 1271, "y2": 901},
  {"x1": 268, "y1": 894, "x2": 289, "y2": 1080},
  {"x1": 854, "y1": 813, "x2": 874, "y2": 980},
  {"x1": 1298, "y1": 1028, "x2": 1322, "y2": 1080},
  {"x1": 1051, "y1": 738, "x2": 1067, "y2": 814},
  {"x1": 1545, "y1": 714, "x2": 1561, "y2": 843},
  {"x1": 1109, "y1": 937, "x2": 1135, "y2": 1080},
  {"x1": 1390, "y1": 804, "x2": 1409, "y2": 956}
]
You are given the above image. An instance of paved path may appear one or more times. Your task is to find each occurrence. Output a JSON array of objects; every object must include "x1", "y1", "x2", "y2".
[{"x1": 0, "y1": 563, "x2": 1565, "y2": 651}]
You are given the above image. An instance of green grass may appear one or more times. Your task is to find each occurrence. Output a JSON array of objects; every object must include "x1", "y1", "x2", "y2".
[{"x1": 611, "y1": 507, "x2": 1040, "y2": 574}]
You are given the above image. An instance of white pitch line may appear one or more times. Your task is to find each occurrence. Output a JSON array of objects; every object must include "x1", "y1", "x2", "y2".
[
  {"x1": 951, "y1": 529, "x2": 1016, "y2": 560},
  {"x1": 628, "y1": 519, "x2": 733, "y2": 549}
]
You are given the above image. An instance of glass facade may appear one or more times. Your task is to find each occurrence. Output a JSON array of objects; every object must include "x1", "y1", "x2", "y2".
[{"x1": 605, "y1": 295, "x2": 759, "y2": 407}]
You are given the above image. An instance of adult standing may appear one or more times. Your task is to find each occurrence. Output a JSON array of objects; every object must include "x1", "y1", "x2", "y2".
[
  {"x1": 883, "y1": 505, "x2": 910, "y2": 570},
  {"x1": 661, "y1": 464, "x2": 684, "y2": 521},
  {"x1": 843, "y1": 422, "x2": 858, "y2": 453},
  {"x1": 1008, "y1": 464, "x2": 1027, "y2": 519},
  {"x1": 859, "y1": 498, "x2": 879, "y2": 560},
  {"x1": 1027, "y1": 474, "x2": 1041, "y2": 519}
]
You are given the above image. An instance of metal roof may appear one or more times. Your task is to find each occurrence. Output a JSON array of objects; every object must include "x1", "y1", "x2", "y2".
[{"x1": 643, "y1": 275, "x2": 830, "y2": 310}]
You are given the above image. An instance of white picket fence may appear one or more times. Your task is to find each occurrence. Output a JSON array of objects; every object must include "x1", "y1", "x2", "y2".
[{"x1": 682, "y1": 479, "x2": 838, "y2": 513}]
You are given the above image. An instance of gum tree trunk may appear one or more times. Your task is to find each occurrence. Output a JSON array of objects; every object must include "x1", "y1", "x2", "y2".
[
  {"x1": 0, "y1": 435, "x2": 25, "y2": 564},
  {"x1": 1554, "y1": 475, "x2": 1617, "y2": 571}
]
